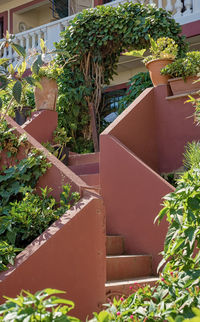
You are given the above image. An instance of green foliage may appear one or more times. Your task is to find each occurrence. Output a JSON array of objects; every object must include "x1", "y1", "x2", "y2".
[
  {"x1": 0, "y1": 151, "x2": 50, "y2": 208},
  {"x1": 156, "y1": 167, "x2": 200, "y2": 273},
  {"x1": 56, "y1": 2, "x2": 187, "y2": 152},
  {"x1": 0, "y1": 33, "x2": 38, "y2": 118},
  {"x1": 0, "y1": 288, "x2": 80, "y2": 321},
  {"x1": 117, "y1": 72, "x2": 153, "y2": 114},
  {"x1": 0, "y1": 184, "x2": 79, "y2": 250},
  {"x1": 161, "y1": 51, "x2": 200, "y2": 80},
  {"x1": 186, "y1": 86, "x2": 200, "y2": 125},
  {"x1": 125, "y1": 37, "x2": 179, "y2": 64},
  {"x1": 0, "y1": 120, "x2": 80, "y2": 271},
  {"x1": 0, "y1": 119, "x2": 25, "y2": 155},
  {"x1": 183, "y1": 141, "x2": 200, "y2": 170},
  {"x1": 42, "y1": 126, "x2": 71, "y2": 161},
  {"x1": 0, "y1": 241, "x2": 21, "y2": 271}
]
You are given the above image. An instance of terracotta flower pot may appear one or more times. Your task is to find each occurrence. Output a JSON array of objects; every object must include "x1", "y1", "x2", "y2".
[
  {"x1": 145, "y1": 59, "x2": 174, "y2": 87},
  {"x1": 168, "y1": 76, "x2": 200, "y2": 95},
  {"x1": 34, "y1": 77, "x2": 58, "y2": 111}
]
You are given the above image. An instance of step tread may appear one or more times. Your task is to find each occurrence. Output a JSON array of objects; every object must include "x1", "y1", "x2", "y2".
[{"x1": 105, "y1": 276, "x2": 158, "y2": 287}]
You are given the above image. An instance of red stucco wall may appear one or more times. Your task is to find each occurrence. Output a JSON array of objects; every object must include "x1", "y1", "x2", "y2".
[
  {"x1": 0, "y1": 195, "x2": 106, "y2": 319},
  {"x1": 100, "y1": 85, "x2": 200, "y2": 274},
  {"x1": 100, "y1": 134, "x2": 173, "y2": 273},
  {"x1": 0, "y1": 116, "x2": 106, "y2": 318},
  {"x1": 103, "y1": 87, "x2": 159, "y2": 172},
  {"x1": 23, "y1": 110, "x2": 58, "y2": 144},
  {"x1": 154, "y1": 86, "x2": 200, "y2": 173}
]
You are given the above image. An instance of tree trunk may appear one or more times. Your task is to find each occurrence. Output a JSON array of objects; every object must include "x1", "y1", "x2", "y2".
[{"x1": 88, "y1": 101, "x2": 99, "y2": 152}]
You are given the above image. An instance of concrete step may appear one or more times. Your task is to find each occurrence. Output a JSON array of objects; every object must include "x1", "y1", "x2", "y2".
[
  {"x1": 106, "y1": 255, "x2": 152, "y2": 281},
  {"x1": 68, "y1": 162, "x2": 99, "y2": 175},
  {"x1": 80, "y1": 173, "x2": 100, "y2": 186},
  {"x1": 68, "y1": 152, "x2": 99, "y2": 166},
  {"x1": 105, "y1": 276, "x2": 158, "y2": 299},
  {"x1": 106, "y1": 235, "x2": 124, "y2": 256}
]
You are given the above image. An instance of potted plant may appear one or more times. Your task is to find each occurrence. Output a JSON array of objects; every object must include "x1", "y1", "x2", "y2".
[
  {"x1": 32, "y1": 40, "x2": 62, "y2": 111},
  {"x1": 124, "y1": 37, "x2": 178, "y2": 86},
  {"x1": 0, "y1": 34, "x2": 37, "y2": 123},
  {"x1": 161, "y1": 51, "x2": 200, "y2": 95}
]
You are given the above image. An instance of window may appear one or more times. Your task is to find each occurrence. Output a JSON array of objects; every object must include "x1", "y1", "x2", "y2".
[{"x1": 101, "y1": 88, "x2": 126, "y2": 124}]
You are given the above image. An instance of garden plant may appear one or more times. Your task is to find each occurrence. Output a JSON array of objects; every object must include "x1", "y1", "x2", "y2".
[
  {"x1": 0, "y1": 37, "x2": 80, "y2": 272},
  {"x1": 0, "y1": 119, "x2": 80, "y2": 271},
  {"x1": 117, "y1": 72, "x2": 153, "y2": 115},
  {"x1": 0, "y1": 288, "x2": 80, "y2": 321},
  {"x1": 161, "y1": 51, "x2": 200, "y2": 80}
]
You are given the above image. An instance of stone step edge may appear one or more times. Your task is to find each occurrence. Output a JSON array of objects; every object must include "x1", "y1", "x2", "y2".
[
  {"x1": 106, "y1": 254, "x2": 151, "y2": 259},
  {"x1": 105, "y1": 276, "x2": 158, "y2": 287}
]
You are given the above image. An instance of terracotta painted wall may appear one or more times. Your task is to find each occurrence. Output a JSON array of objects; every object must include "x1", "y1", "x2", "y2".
[
  {"x1": 154, "y1": 86, "x2": 200, "y2": 173},
  {"x1": 0, "y1": 195, "x2": 106, "y2": 319},
  {"x1": 103, "y1": 87, "x2": 159, "y2": 172},
  {"x1": 0, "y1": 115, "x2": 106, "y2": 318},
  {"x1": 23, "y1": 110, "x2": 58, "y2": 144},
  {"x1": 100, "y1": 134, "x2": 173, "y2": 273},
  {"x1": 100, "y1": 84, "x2": 200, "y2": 274}
]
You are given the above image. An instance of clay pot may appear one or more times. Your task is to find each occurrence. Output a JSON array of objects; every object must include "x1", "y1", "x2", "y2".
[
  {"x1": 145, "y1": 59, "x2": 174, "y2": 87},
  {"x1": 34, "y1": 77, "x2": 58, "y2": 111},
  {"x1": 168, "y1": 76, "x2": 200, "y2": 95}
]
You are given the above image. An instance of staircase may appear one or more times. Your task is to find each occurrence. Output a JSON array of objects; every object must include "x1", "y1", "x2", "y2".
[
  {"x1": 68, "y1": 152, "x2": 100, "y2": 188},
  {"x1": 68, "y1": 153, "x2": 158, "y2": 299},
  {"x1": 106, "y1": 235, "x2": 158, "y2": 299}
]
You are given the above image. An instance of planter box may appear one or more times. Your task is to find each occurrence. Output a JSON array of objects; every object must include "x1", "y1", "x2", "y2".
[{"x1": 169, "y1": 76, "x2": 200, "y2": 95}]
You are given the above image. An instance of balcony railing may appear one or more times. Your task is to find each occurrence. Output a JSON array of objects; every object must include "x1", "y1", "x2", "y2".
[{"x1": 1, "y1": 0, "x2": 200, "y2": 63}]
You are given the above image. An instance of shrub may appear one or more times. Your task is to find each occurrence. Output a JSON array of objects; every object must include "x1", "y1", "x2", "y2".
[
  {"x1": 117, "y1": 72, "x2": 153, "y2": 114},
  {"x1": 0, "y1": 120, "x2": 80, "y2": 271},
  {"x1": 0, "y1": 288, "x2": 80, "y2": 321},
  {"x1": 183, "y1": 141, "x2": 200, "y2": 170},
  {"x1": 161, "y1": 51, "x2": 200, "y2": 80}
]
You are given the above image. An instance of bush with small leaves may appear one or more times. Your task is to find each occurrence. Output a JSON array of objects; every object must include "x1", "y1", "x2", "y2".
[{"x1": 0, "y1": 288, "x2": 80, "y2": 321}]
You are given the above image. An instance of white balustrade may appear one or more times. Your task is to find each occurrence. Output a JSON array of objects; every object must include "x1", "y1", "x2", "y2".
[
  {"x1": 174, "y1": 0, "x2": 183, "y2": 18},
  {"x1": 0, "y1": 0, "x2": 199, "y2": 62}
]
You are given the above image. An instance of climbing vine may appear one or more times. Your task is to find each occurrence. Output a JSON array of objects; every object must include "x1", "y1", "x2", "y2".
[{"x1": 56, "y1": 2, "x2": 187, "y2": 152}]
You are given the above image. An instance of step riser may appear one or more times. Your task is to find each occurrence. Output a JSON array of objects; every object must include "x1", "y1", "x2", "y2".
[
  {"x1": 69, "y1": 162, "x2": 99, "y2": 175},
  {"x1": 106, "y1": 236, "x2": 124, "y2": 256},
  {"x1": 106, "y1": 255, "x2": 152, "y2": 281},
  {"x1": 80, "y1": 173, "x2": 99, "y2": 186},
  {"x1": 68, "y1": 152, "x2": 99, "y2": 166}
]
